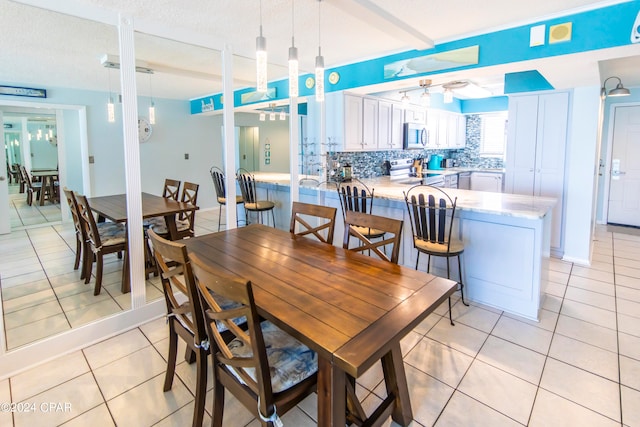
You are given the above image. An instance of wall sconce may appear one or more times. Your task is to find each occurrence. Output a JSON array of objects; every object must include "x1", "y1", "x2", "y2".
[{"x1": 601, "y1": 76, "x2": 631, "y2": 98}]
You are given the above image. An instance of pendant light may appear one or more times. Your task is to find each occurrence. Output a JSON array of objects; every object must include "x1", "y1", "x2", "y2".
[
  {"x1": 259, "y1": 112, "x2": 266, "y2": 121},
  {"x1": 400, "y1": 91, "x2": 410, "y2": 104},
  {"x1": 269, "y1": 103, "x2": 276, "y2": 121},
  {"x1": 419, "y1": 79, "x2": 432, "y2": 107},
  {"x1": 107, "y1": 69, "x2": 115, "y2": 123},
  {"x1": 256, "y1": 0, "x2": 268, "y2": 93},
  {"x1": 288, "y1": 0, "x2": 299, "y2": 98},
  {"x1": 443, "y1": 88, "x2": 453, "y2": 104},
  {"x1": 601, "y1": 76, "x2": 631, "y2": 98},
  {"x1": 280, "y1": 110, "x2": 286, "y2": 120},
  {"x1": 315, "y1": 0, "x2": 325, "y2": 102},
  {"x1": 148, "y1": 74, "x2": 156, "y2": 125}
]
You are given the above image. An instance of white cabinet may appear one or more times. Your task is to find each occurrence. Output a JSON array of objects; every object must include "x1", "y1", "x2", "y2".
[
  {"x1": 471, "y1": 172, "x2": 503, "y2": 192},
  {"x1": 343, "y1": 94, "x2": 364, "y2": 151},
  {"x1": 427, "y1": 110, "x2": 466, "y2": 149},
  {"x1": 378, "y1": 101, "x2": 405, "y2": 150},
  {"x1": 405, "y1": 106, "x2": 426, "y2": 124},
  {"x1": 505, "y1": 92, "x2": 569, "y2": 251},
  {"x1": 445, "y1": 174, "x2": 459, "y2": 188}
]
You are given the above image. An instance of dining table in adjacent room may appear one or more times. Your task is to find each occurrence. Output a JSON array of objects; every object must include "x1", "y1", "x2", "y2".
[
  {"x1": 31, "y1": 169, "x2": 59, "y2": 205},
  {"x1": 184, "y1": 223, "x2": 457, "y2": 427},
  {"x1": 87, "y1": 192, "x2": 198, "y2": 292}
]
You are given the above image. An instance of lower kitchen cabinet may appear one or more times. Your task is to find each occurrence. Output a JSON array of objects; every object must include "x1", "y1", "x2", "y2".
[{"x1": 471, "y1": 172, "x2": 503, "y2": 192}]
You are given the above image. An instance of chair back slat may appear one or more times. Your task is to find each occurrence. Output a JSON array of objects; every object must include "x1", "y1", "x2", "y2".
[
  {"x1": 289, "y1": 201, "x2": 337, "y2": 244},
  {"x1": 236, "y1": 170, "x2": 257, "y2": 204},
  {"x1": 178, "y1": 181, "x2": 199, "y2": 227},
  {"x1": 343, "y1": 210, "x2": 403, "y2": 264},
  {"x1": 337, "y1": 179, "x2": 376, "y2": 220},
  {"x1": 62, "y1": 187, "x2": 84, "y2": 239}
]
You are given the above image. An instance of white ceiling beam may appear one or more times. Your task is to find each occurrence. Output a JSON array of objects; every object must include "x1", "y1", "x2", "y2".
[{"x1": 327, "y1": 0, "x2": 434, "y2": 50}]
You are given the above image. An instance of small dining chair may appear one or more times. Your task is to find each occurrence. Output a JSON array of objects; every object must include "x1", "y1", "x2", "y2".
[
  {"x1": 62, "y1": 187, "x2": 88, "y2": 280},
  {"x1": 75, "y1": 194, "x2": 127, "y2": 295},
  {"x1": 189, "y1": 253, "x2": 318, "y2": 427},
  {"x1": 151, "y1": 181, "x2": 199, "y2": 240},
  {"x1": 236, "y1": 169, "x2": 275, "y2": 227},
  {"x1": 342, "y1": 210, "x2": 403, "y2": 264},
  {"x1": 404, "y1": 184, "x2": 469, "y2": 325},
  {"x1": 162, "y1": 178, "x2": 181, "y2": 201},
  {"x1": 19, "y1": 165, "x2": 43, "y2": 206},
  {"x1": 289, "y1": 201, "x2": 337, "y2": 245},
  {"x1": 147, "y1": 229, "x2": 208, "y2": 427},
  {"x1": 210, "y1": 166, "x2": 244, "y2": 231}
]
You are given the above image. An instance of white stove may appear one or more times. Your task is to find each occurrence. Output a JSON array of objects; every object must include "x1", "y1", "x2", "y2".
[{"x1": 388, "y1": 158, "x2": 414, "y2": 180}]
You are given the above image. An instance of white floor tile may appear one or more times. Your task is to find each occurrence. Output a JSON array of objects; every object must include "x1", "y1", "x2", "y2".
[
  {"x1": 491, "y1": 316, "x2": 552, "y2": 355},
  {"x1": 548, "y1": 334, "x2": 619, "y2": 381},
  {"x1": 13, "y1": 373, "x2": 104, "y2": 427},
  {"x1": 619, "y1": 312, "x2": 640, "y2": 338},
  {"x1": 568, "y1": 275, "x2": 615, "y2": 296},
  {"x1": 93, "y1": 346, "x2": 167, "y2": 400},
  {"x1": 435, "y1": 391, "x2": 521, "y2": 427},
  {"x1": 0, "y1": 379, "x2": 12, "y2": 427},
  {"x1": 619, "y1": 332, "x2": 640, "y2": 361},
  {"x1": 153, "y1": 401, "x2": 211, "y2": 427},
  {"x1": 560, "y1": 299, "x2": 617, "y2": 330},
  {"x1": 476, "y1": 335, "x2": 546, "y2": 385},
  {"x1": 616, "y1": 273, "x2": 640, "y2": 290},
  {"x1": 10, "y1": 351, "x2": 89, "y2": 402},
  {"x1": 449, "y1": 302, "x2": 501, "y2": 333},
  {"x1": 83, "y1": 328, "x2": 151, "y2": 370},
  {"x1": 529, "y1": 389, "x2": 620, "y2": 427},
  {"x1": 107, "y1": 373, "x2": 193, "y2": 427},
  {"x1": 555, "y1": 314, "x2": 618, "y2": 352},
  {"x1": 564, "y1": 286, "x2": 616, "y2": 311},
  {"x1": 622, "y1": 385, "x2": 640, "y2": 427},
  {"x1": 458, "y1": 359, "x2": 537, "y2": 424},
  {"x1": 426, "y1": 316, "x2": 488, "y2": 357},
  {"x1": 60, "y1": 404, "x2": 115, "y2": 427},
  {"x1": 404, "y1": 337, "x2": 473, "y2": 388},
  {"x1": 620, "y1": 355, "x2": 640, "y2": 391},
  {"x1": 540, "y1": 358, "x2": 620, "y2": 422}
]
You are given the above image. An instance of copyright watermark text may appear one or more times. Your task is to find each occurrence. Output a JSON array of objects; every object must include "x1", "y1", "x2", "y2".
[{"x1": 0, "y1": 402, "x2": 72, "y2": 413}]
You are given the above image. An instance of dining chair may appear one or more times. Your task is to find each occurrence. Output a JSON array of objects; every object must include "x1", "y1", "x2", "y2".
[
  {"x1": 162, "y1": 178, "x2": 181, "y2": 201},
  {"x1": 19, "y1": 165, "x2": 42, "y2": 206},
  {"x1": 289, "y1": 201, "x2": 337, "y2": 245},
  {"x1": 62, "y1": 187, "x2": 88, "y2": 280},
  {"x1": 236, "y1": 169, "x2": 276, "y2": 227},
  {"x1": 75, "y1": 194, "x2": 128, "y2": 295},
  {"x1": 151, "y1": 181, "x2": 199, "y2": 240},
  {"x1": 404, "y1": 184, "x2": 469, "y2": 325},
  {"x1": 337, "y1": 178, "x2": 386, "y2": 242},
  {"x1": 210, "y1": 166, "x2": 244, "y2": 231},
  {"x1": 146, "y1": 229, "x2": 209, "y2": 427},
  {"x1": 188, "y1": 252, "x2": 318, "y2": 427},
  {"x1": 342, "y1": 210, "x2": 403, "y2": 264}
]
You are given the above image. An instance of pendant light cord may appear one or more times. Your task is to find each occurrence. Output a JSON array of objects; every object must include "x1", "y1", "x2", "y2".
[
  {"x1": 318, "y1": 0, "x2": 321, "y2": 54},
  {"x1": 291, "y1": 0, "x2": 295, "y2": 45}
]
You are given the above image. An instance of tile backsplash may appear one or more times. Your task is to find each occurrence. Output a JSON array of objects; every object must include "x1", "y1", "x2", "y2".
[{"x1": 325, "y1": 114, "x2": 504, "y2": 179}]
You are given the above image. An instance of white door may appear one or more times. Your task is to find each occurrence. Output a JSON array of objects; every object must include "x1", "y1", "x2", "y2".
[
  {"x1": 608, "y1": 105, "x2": 640, "y2": 226},
  {"x1": 505, "y1": 95, "x2": 538, "y2": 195},
  {"x1": 0, "y1": 111, "x2": 10, "y2": 234}
]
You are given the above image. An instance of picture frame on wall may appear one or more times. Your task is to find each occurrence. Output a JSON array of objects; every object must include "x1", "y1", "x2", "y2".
[{"x1": 0, "y1": 85, "x2": 47, "y2": 98}]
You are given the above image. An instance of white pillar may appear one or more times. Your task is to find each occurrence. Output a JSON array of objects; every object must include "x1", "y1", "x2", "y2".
[
  {"x1": 222, "y1": 45, "x2": 238, "y2": 230},
  {"x1": 289, "y1": 97, "x2": 299, "y2": 206},
  {"x1": 118, "y1": 14, "x2": 145, "y2": 308}
]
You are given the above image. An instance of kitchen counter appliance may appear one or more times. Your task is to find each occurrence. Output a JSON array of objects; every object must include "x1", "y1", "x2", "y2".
[
  {"x1": 428, "y1": 154, "x2": 443, "y2": 170},
  {"x1": 403, "y1": 122, "x2": 428, "y2": 150}
]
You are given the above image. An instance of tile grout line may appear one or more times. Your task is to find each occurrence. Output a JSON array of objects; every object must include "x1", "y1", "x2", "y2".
[{"x1": 612, "y1": 233, "x2": 625, "y2": 426}]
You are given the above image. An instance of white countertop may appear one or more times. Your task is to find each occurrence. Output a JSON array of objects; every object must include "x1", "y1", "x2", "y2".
[{"x1": 251, "y1": 172, "x2": 555, "y2": 220}]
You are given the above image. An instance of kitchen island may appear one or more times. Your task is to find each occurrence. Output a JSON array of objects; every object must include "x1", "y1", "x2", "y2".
[{"x1": 246, "y1": 173, "x2": 555, "y2": 321}]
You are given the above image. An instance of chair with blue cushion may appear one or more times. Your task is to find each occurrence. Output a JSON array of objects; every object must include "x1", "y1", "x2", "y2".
[{"x1": 189, "y1": 252, "x2": 318, "y2": 427}]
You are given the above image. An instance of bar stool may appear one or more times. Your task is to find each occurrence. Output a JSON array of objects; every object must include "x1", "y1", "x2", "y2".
[{"x1": 236, "y1": 169, "x2": 275, "y2": 227}]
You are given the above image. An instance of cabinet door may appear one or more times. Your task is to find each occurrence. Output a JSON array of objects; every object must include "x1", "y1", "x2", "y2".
[
  {"x1": 471, "y1": 172, "x2": 503, "y2": 192},
  {"x1": 426, "y1": 109, "x2": 439, "y2": 149},
  {"x1": 505, "y1": 96, "x2": 538, "y2": 194},
  {"x1": 436, "y1": 111, "x2": 448, "y2": 148},
  {"x1": 454, "y1": 115, "x2": 467, "y2": 148},
  {"x1": 378, "y1": 100, "x2": 392, "y2": 149},
  {"x1": 362, "y1": 97, "x2": 378, "y2": 150},
  {"x1": 535, "y1": 92, "x2": 569, "y2": 250},
  {"x1": 344, "y1": 94, "x2": 363, "y2": 151},
  {"x1": 390, "y1": 104, "x2": 405, "y2": 149}
]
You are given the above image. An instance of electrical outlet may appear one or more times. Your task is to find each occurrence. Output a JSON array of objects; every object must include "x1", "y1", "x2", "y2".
[
  {"x1": 89, "y1": 156, "x2": 95, "y2": 164},
  {"x1": 184, "y1": 153, "x2": 189, "y2": 160}
]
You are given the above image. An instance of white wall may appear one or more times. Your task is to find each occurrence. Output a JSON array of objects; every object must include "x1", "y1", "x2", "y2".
[
  {"x1": 563, "y1": 86, "x2": 600, "y2": 264},
  {"x1": 233, "y1": 112, "x2": 291, "y2": 173}
]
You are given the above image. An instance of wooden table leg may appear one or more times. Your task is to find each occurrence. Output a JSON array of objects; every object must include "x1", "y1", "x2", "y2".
[
  {"x1": 39, "y1": 176, "x2": 48, "y2": 206},
  {"x1": 381, "y1": 343, "x2": 413, "y2": 426},
  {"x1": 317, "y1": 357, "x2": 346, "y2": 427},
  {"x1": 164, "y1": 214, "x2": 179, "y2": 241}
]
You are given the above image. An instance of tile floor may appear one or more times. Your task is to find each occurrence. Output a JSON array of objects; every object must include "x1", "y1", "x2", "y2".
[
  {"x1": 8, "y1": 184, "x2": 61, "y2": 230},
  {"x1": 0, "y1": 199, "x2": 224, "y2": 350},
  {"x1": 1, "y1": 224, "x2": 639, "y2": 426}
]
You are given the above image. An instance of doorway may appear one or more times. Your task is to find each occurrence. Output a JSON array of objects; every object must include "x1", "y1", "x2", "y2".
[
  {"x1": 607, "y1": 105, "x2": 640, "y2": 227},
  {"x1": 237, "y1": 126, "x2": 259, "y2": 172}
]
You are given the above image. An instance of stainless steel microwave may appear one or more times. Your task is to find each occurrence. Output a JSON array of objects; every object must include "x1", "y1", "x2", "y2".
[{"x1": 403, "y1": 122, "x2": 428, "y2": 149}]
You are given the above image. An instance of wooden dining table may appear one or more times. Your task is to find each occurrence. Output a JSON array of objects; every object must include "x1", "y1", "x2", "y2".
[
  {"x1": 88, "y1": 192, "x2": 198, "y2": 292},
  {"x1": 31, "y1": 169, "x2": 59, "y2": 205},
  {"x1": 184, "y1": 224, "x2": 457, "y2": 427}
]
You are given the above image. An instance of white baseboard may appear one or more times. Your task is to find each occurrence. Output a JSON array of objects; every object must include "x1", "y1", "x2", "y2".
[{"x1": 561, "y1": 255, "x2": 591, "y2": 266}]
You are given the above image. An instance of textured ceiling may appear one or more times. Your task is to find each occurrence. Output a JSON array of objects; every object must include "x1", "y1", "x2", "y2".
[{"x1": 1, "y1": 0, "x2": 639, "y2": 102}]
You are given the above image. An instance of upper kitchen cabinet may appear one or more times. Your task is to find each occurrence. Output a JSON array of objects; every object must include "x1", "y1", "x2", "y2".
[
  {"x1": 405, "y1": 106, "x2": 426, "y2": 124},
  {"x1": 378, "y1": 100, "x2": 405, "y2": 150},
  {"x1": 325, "y1": 92, "x2": 403, "y2": 151},
  {"x1": 505, "y1": 91, "x2": 569, "y2": 253},
  {"x1": 428, "y1": 109, "x2": 466, "y2": 149}
]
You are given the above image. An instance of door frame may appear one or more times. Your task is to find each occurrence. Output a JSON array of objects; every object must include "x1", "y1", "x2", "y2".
[
  {"x1": 0, "y1": 99, "x2": 90, "y2": 227},
  {"x1": 602, "y1": 101, "x2": 640, "y2": 225}
]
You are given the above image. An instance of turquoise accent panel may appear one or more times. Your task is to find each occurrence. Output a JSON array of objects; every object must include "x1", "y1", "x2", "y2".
[
  {"x1": 504, "y1": 71, "x2": 554, "y2": 93},
  {"x1": 298, "y1": 103, "x2": 307, "y2": 115},
  {"x1": 461, "y1": 96, "x2": 509, "y2": 114},
  {"x1": 190, "y1": 1, "x2": 640, "y2": 114}
]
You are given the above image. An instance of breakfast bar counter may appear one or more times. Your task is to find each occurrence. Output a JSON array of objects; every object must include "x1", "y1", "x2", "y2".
[{"x1": 247, "y1": 173, "x2": 555, "y2": 321}]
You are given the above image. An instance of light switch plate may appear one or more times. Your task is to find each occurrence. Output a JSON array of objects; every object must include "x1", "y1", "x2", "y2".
[{"x1": 184, "y1": 153, "x2": 189, "y2": 160}]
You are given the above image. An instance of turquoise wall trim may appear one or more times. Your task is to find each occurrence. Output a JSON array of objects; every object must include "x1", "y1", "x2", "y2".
[
  {"x1": 504, "y1": 70, "x2": 554, "y2": 93},
  {"x1": 190, "y1": 1, "x2": 640, "y2": 114},
  {"x1": 461, "y1": 96, "x2": 509, "y2": 113}
]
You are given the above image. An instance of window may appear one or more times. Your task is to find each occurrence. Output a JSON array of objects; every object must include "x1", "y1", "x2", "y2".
[{"x1": 480, "y1": 113, "x2": 507, "y2": 157}]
